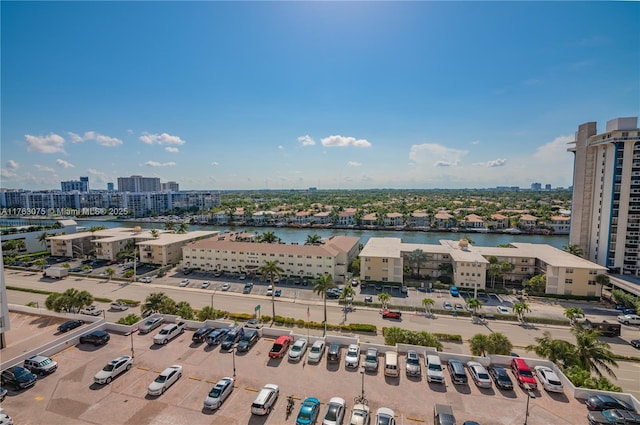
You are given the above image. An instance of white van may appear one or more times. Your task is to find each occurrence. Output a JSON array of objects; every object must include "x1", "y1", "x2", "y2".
[
  {"x1": 426, "y1": 354, "x2": 445, "y2": 384},
  {"x1": 251, "y1": 384, "x2": 279, "y2": 415},
  {"x1": 384, "y1": 351, "x2": 399, "y2": 377}
]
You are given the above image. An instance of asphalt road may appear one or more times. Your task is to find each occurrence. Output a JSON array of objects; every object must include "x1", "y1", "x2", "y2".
[{"x1": 5, "y1": 268, "x2": 640, "y2": 399}]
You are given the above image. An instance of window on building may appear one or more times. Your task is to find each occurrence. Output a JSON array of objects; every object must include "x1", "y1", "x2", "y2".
[
  {"x1": 565, "y1": 279, "x2": 573, "y2": 284},
  {"x1": 382, "y1": 258, "x2": 388, "y2": 263},
  {"x1": 566, "y1": 268, "x2": 573, "y2": 274},
  {"x1": 588, "y1": 280, "x2": 596, "y2": 285}
]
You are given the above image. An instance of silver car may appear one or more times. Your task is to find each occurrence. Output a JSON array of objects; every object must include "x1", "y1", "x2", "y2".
[
  {"x1": 467, "y1": 361, "x2": 492, "y2": 388},
  {"x1": 307, "y1": 340, "x2": 325, "y2": 364},
  {"x1": 288, "y1": 338, "x2": 308, "y2": 362},
  {"x1": 364, "y1": 348, "x2": 379, "y2": 372},
  {"x1": 345, "y1": 344, "x2": 360, "y2": 369},
  {"x1": 203, "y1": 377, "x2": 234, "y2": 410},
  {"x1": 94, "y1": 356, "x2": 133, "y2": 385},
  {"x1": 405, "y1": 350, "x2": 421, "y2": 377},
  {"x1": 147, "y1": 365, "x2": 182, "y2": 396},
  {"x1": 138, "y1": 317, "x2": 164, "y2": 334}
]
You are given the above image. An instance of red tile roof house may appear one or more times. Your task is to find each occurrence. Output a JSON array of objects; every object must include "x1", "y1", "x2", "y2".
[
  {"x1": 489, "y1": 213, "x2": 509, "y2": 229},
  {"x1": 433, "y1": 212, "x2": 455, "y2": 229},
  {"x1": 463, "y1": 214, "x2": 485, "y2": 229},
  {"x1": 337, "y1": 208, "x2": 357, "y2": 226},
  {"x1": 384, "y1": 212, "x2": 404, "y2": 227},
  {"x1": 362, "y1": 213, "x2": 377, "y2": 227},
  {"x1": 519, "y1": 214, "x2": 539, "y2": 230}
]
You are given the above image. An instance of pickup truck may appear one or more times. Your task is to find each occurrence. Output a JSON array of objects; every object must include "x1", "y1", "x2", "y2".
[
  {"x1": 268, "y1": 335, "x2": 291, "y2": 359},
  {"x1": 79, "y1": 305, "x2": 104, "y2": 316},
  {"x1": 153, "y1": 322, "x2": 186, "y2": 345}
]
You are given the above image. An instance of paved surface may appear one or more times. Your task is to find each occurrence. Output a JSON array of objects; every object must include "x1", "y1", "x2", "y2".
[
  {"x1": 1, "y1": 317, "x2": 595, "y2": 425},
  {"x1": 4, "y1": 268, "x2": 640, "y2": 400}
]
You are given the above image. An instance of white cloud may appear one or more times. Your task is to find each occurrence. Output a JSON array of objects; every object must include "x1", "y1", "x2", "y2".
[
  {"x1": 25, "y1": 133, "x2": 66, "y2": 154},
  {"x1": 471, "y1": 140, "x2": 480, "y2": 145},
  {"x1": 67, "y1": 131, "x2": 122, "y2": 147},
  {"x1": 68, "y1": 132, "x2": 84, "y2": 143},
  {"x1": 297, "y1": 135, "x2": 315, "y2": 146},
  {"x1": 211, "y1": 161, "x2": 219, "y2": 166},
  {"x1": 34, "y1": 164, "x2": 55, "y2": 172},
  {"x1": 165, "y1": 147, "x2": 179, "y2": 153},
  {"x1": 533, "y1": 135, "x2": 574, "y2": 161},
  {"x1": 278, "y1": 145, "x2": 284, "y2": 150},
  {"x1": 347, "y1": 161, "x2": 362, "y2": 167},
  {"x1": 87, "y1": 168, "x2": 106, "y2": 176},
  {"x1": 144, "y1": 161, "x2": 176, "y2": 167},
  {"x1": 473, "y1": 158, "x2": 507, "y2": 167},
  {"x1": 321, "y1": 135, "x2": 372, "y2": 148},
  {"x1": 409, "y1": 143, "x2": 468, "y2": 167},
  {"x1": 1, "y1": 168, "x2": 17, "y2": 178},
  {"x1": 127, "y1": 129, "x2": 134, "y2": 135},
  {"x1": 139, "y1": 132, "x2": 186, "y2": 146},
  {"x1": 56, "y1": 159, "x2": 75, "y2": 168},
  {"x1": 7, "y1": 160, "x2": 19, "y2": 169}
]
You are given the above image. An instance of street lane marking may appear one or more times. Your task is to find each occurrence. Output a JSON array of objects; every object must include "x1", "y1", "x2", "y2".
[
  {"x1": 137, "y1": 366, "x2": 150, "y2": 371},
  {"x1": 406, "y1": 417, "x2": 426, "y2": 422},
  {"x1": 188, "y1": 376, "x2": 201, "y2": 381},
  {"x1": 245, "y1": 387, "x2": 259, "y2": 392},
  {"x1": 34, "y1": 396, "x2": 45, "y2": 401}
]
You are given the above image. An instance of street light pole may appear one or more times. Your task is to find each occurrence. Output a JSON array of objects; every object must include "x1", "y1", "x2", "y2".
[
  {"x1": 523, "y1": 383, "x2": 535, "y2": 425},
  {"x1": 360, "y1": 366, "x2": 365, "y2": 400},
  {"x1": 231, "y1": 348, "x2": 236, "y2": 378}
]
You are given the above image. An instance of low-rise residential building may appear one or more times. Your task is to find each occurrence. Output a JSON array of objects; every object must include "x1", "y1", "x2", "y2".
[
  {"x1": 182, "y1": 235, "x2": 360, "y2": 283},
  {"x1": 519, "y1": 214, "x2": 539, "y2": 229},
  {"x1": 548, "y1": 215, "x2": 571, "y2": 235},
  {"x1": 1, "y1": 219, "x2": 78, "y2": 255},
  {"x1": 337, "y1": 208, "x2": 357, "y2": 226},
  {"x1": 384, "y1": 212, "x2": 404, "y2": 227},
  {"x1": 488, "y1": 214, "x2": 509, "y2": 229},
  {"x1": 408, "y1": 211, "x2": 429, "y2": 228},
  {"x1": 313, "y1": 211, "x2": 332, "y2": 225},
  {"x1": 433, "y1": 212, "x2": 455, "y2": 229},
  {"x1": 463, "y1": 214, "x2": 485, "y2": 229},
  {"x1": 359, "y1": 237, "x2": 606, "y2": 296}
]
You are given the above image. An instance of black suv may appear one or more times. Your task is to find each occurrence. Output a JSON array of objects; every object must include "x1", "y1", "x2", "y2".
[
  {"x1": 206, "y1": 328, "x2": 229, "y2": 346},
  {"x1": 79, "y1": 330, "x2": 110, "y2": 346},
  {"x1": 221, "y1": 327, "x2": 245, "y2": 350},
  {"x1": 192, "y1": 327, "x2": 214, "y2": 343},
  {"x1": 57, "y1": 319, "x2": 85, "y2": 333},
  {"x1": 1, "y1": 366, "x2": 37, "y2": 390},
  {"x1": 327, "y1": 343, "x2": 341, "y2": 363},
  {"x1": 237, "y1": 329, "x2": 259, "y2": 352}
]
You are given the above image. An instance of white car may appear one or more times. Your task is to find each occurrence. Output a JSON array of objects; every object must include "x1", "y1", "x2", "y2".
[
  {"x1": 497, "y1": 305, "x2": 510, "y2": 314},
  {"x1": 288, "y1": 338, "x2": 308, "y2": 362},
  {"x1": 307, "y1": 340, "x2": 325, "y2": 364},
  {"x1": 147, "y1": 365, "x2": 182, "y2": 396},
  {"x1": 179, "y1": 279, "x2": 190, "y2": 287},
  {"x1": 94, "y1": 356, "x2": 133, "y2": 384},
  {"x1": 345, "y1": 344, "x2": 360, "y2": 369},
  {"x1": 349, "y1": 403, "x2": 370, "y2": 425},
  {"x1": 110, "y1": 301, "x2": 129, "y2": 311},
  {"x1": 375, "y1": 407, "x2": 396, "y2": 425},
  {"x1": 534, "y1": 366, "x2": 564, "y2": 393},
  {"x1": 0, "y1": 411, "x2": 13, "y2": 425},
  {"x1": 153, "y1": 323, "x2": 185, "y2": 345},
  {"x1": 266, "y1": 286, "x2": 273, "y2": 296},
  {"x1": 466, "y1": 361, "x2": 492, "y2": 388},
  {"x1": 201, "y1": 281, "x2": 210, "y2": 288},
  {"x1": 245, "y1": 319, "x2": 262, "y2": 329},
  {"x1": 221, "y1": 283, "x2": 230, "y2": 291},
  {"x1": 322, "y1": 396, "x2": 346, "y2": 425},
  {"x1": 617, "y1": 314, "x2": 640, "y2": 325},
  {"x1": 203, "y1": 377, "x2": 234, "y2": 410}
]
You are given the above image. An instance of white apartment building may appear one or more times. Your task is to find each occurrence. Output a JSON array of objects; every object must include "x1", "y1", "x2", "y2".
[
  {"x1": 182, "y1": 235, "x2": 360, "y2": 283},
  {"x1": 569, "y1": 117, "x2": 640, "y2": 276}
]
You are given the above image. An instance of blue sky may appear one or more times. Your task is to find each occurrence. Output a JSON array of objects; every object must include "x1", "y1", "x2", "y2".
[{"x1": 1, "y1": 1, "x2": 638, "y2": 191}]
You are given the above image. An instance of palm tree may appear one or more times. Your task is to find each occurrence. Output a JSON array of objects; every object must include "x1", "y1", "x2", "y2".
[
  {"x1": 198, "y1": 306, "x2": 217, "y2": 321},
  {"x1": 438, "y1": 262, "x2": 453, "y2": 276},
  {"x1": 259, "y1": 260, "x2": 284, "y2": 321},
  {"x1": 105, "y1": 267, "x2": 116, "y2": 281},
  {"x1": 526, "y1": 331, "x2": 576, "y2": 369},
  {"x1": 595, "y1": 274, "x2": 611, "y2": 287},
  {"x1": 73, "y1": 290, "x2": 94, "y2": 311},
  {"x1": 422, "y1": 297, "x2": 435, "y2": 316},
  {"x1": 499, "y1": 261, "x2": 514, "y2": 288},
  {"x1": 38, "y1": 231, "x2": 49, "y2": 249},
  {"x1": 34, "y1": 258, "x2": 47, "y2": 270},
  {"x1": 564, "y1": 307, "x2": 585, "y2": 325},
  {"x1": 305, "y1": 234, "x2": 322, "y2": 245},
  {"x1": 150, "y1": 229, "x2": 160, "y2": 239},
  {"x1": 260, "y1": 231, "x2": 279, "y2": 244},
  {"x1": 488, "y1": 263, "x2": 502, "y2": 289},
  {"x1": 177, "y1": 222, "x2": 189, "y2": 234},
  {"x1": 572, "y1": 327, "x2": 618, "y2": 378},
  {"x1": 142, "y1": 292, "x2": 169, "y2": 317},
  {"x1": 176, "y1": 301, "x2": 194, "y2": 320},
  {"x1": 407, "y1": 249, "x2": 429, "y2": 278},
  {"x1": 469, "y1": 334, "x2": 491, "y2": 356},
  {"x1": 563, "y1": 243, "x2": 584, "y2": 257},
  {"x1": 313, "y1": 274, "x2": 336, "y2": 335},
  {"x1": 467, "y1": 298, "x2": 483, "y2": 316},
  {"x1": 512, "y1": 301, "x2": 531, "y2": 323},
  {"x1": 340, "y1": 284, "x2": 356, "y2": 306},
  {"x1": 378, "y1": 292, "x2": 391, "y2": 309},
  {"x1": 164, "y1": 222, "x2": 175, "y2": 232},
  {"x1": 486, "y1": 332, "x2": 513, "y2": 355}
]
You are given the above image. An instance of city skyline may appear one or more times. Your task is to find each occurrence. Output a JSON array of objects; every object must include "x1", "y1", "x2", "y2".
[{"x1": 1, "y1": 2, "x2": 638, "y2": 191}]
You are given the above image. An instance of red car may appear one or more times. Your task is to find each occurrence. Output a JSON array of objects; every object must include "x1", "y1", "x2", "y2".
[
  {"x1": 381, "y1": 310, "x2": 402, "y2": 319},
  {"x1": 268, "y1": 335, "x2": 291, "y2": 358},
  {"x1": 511, "y1": 358, "x2": 537, "y2": 389}
]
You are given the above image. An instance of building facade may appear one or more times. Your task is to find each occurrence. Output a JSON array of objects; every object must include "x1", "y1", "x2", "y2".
[
  {"x1": 569, "y1": 117, "x2": 640, "y2": 275},
  {"x1": 117, "y1": 175, "x2": 161, "y2": 192}
]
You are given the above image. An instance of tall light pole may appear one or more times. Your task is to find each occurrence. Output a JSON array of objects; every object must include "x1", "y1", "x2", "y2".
[
  {"x1": 231, "y1": 347, "x2": 236, "y2": 378},
  {"x1": 360, "y1": 366, "x2": 365, "y2": 401},
  {"x1": 523, "y1": 383, "x2": 535, "y2": 425}
]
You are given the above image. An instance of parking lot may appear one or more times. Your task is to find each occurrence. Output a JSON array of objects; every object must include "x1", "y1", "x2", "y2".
[{"x1": 1, "y1": 313, "x2": 593, "y2": 425}]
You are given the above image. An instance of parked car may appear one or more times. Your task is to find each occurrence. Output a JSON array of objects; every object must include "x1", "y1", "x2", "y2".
[
  {"x1": 447, "y1": 359, "x2": 468, "y2": 385},
  {"x1": 587, "y1": 409, "x2": 640, "y2": 425},
  {"x1": 345, "y1": 344, "x2": 361, "y2": 369},
  {"x1": 206, "y1": 328, "x2": 229, "y2": 346},
  {"x1": 327, "y1": 343, "x2": 342, "y2": 363},
  {"x1": 488, "y1": 365, "x2": 513, "y2": 390},
  {"x1": 349, "y1": 403, "x2": 370, "y2": 425},
  {"x1": 221, "y1": 283, "x2": 230, "y2": 291},
  {"x1": 154, "y1": 323, "x2": 186, "y2": 345},
  {"x1": 586, "y1": 394, "x2": 635, "y2": 411},
  {"x1": 237, "y1": 329, "x2": 259, "y2": 352},
  {"x1": 79, "y1": 330, "x2": 110, "y2": 346},
  {"x1": 57, "y1": 319, "x2": 85, "y2": 333},
  {"x1": 296, "y1": 397, "x2": 321, "y2": 425},
  {"x1": 511, "y1": 358, "x2": 537, "y2": 389},
  {"x1": 201, "y1": 281, "x2": 211, "y2": 289},
  {"x1": 364, "y1": 347, "x2": 379, "y2": 372},
  {"x1": 443, "y1": 301, "x2": 453, "y2": 311},
  {"x1": 1, "y1": 366, "x2": 37, "y2": 390},
  {"x1": 434, "y1": 404, "x2": 457, "y2": 425},
  {"x1": 245, "y1": 319, "x2": 262, "y2": 329},
  {"x1": 203, "y1": 377, "x2": 234, "y2": 410},
  {"x1": 179, "y1": 279, "x2": 190, "y2": 287},
  {"x1": 251, "y1": 383, "x2": 279, "y2": 416},
  {"x1": 534, "y1": 365, "x2": 564, "y2": 393},
  {"x1": 192, "y1": 327, "x2": 214, "y2": 343},
  {"x1": 147, "y1": 365, "x2": 182, "y2": 396},
  {"x1": 322, "y1": 396, "x2": 346, "y2": 425},
  {"x1": 0, "y1": 386, "x2": 6, "y2": 402},
  {"x1": 94, "y1": 356, "x2": 133, "y2": 384},
  {"x1": 275, "y1": 289, "x2": 282, "y2": 297},
  {"x1": 617, "y1": 314, "x2": 640, "y2": 325},
  {"x1": 497, "y1": 305, "x2": 510, "y2": 314},
  {"x1": 268, "y1": 335, "x2": 291, "y2": 358},
  {"x1": 631, "y1": 339, "x2": 640, "y2": 349},
  {"x1": 381, "y1": 310, "x2": 402, "y2": 319},
  {"x1": 139, "y1": 317, "x2": 164, "y2": 334},
  {"x1": 242, "y1": 283, "x2": 253, "y2": 294},
  {"x1": 467, "y1": 361, "x2": 492, "y2": 388},
  {"x1": 288, "y1": 338, "x2": 308, "y2": 362},
  {"x1": 23, "y1": 355, "x2": 57, "y2": 376},
  {"x1": 405, "y1": 350, "x2": 421, "y2": 377},
  {"x1": 221, "y1": 326, "x2": 245, "y2": 350},
  {"x1": 307, "y1": 340, "x2": 326, "y2": 364},
  {"x1": 426, "y1": 354, "x2": 444, "y2": 383},
  {"x1": 375, "y1": 407, "x2": 396, "y2": 425},
  {"x1": 79, "y1": 305, "x2": 104, "y2": 316},
  {"x1": 110, "y1": 301, "x2": 129, "y2": 311},
  {"x1": 0, "y1": 411, "x2": 12, "y2": 425}
]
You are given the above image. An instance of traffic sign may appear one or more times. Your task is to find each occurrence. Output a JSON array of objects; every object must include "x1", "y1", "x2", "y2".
[{"x1": 255, "y1": 304, "x2": 260, "y2": 311}]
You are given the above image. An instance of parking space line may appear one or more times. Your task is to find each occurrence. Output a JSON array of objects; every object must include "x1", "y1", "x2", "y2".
[
  {"x1": 406, "y1": 417, "x2": 426, "y2": 422},
  {"x1": 245, "y1": 387, "x2": 259, "y2": 392},
  {"x1": 137, "y1": 366, "x2": 150, "y2": 371},
  {"x1": 188, "y1": 376, "x2": 202, "y2": 381},
  {"x1": 205, "y1": 379, "x2": 217, "y2": 384}
]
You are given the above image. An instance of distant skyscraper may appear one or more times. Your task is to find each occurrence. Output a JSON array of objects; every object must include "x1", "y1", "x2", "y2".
[
  {"x1": 569, "y1": 117, "x2": 640, "y2": 275},
  {"x1": 531, "y1": 182, "x2": 542, "y2": 191},
  {"x1": 107, "y1": 182, "x2": 114, "y2": 191},
  {"x1": 545, "y1": 184, "x2": 552, "y2": 191},
  {"x1": 117, "y1": 175, "x2": 161, "y2": 192},
  {"x1": 61, "y1": 177, "x2": 89, "y2": 192},
  {"x1": 161, "y1": 181, "x2": 179, "y2": 192}
]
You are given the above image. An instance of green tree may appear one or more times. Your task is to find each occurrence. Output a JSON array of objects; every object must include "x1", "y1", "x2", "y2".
[
  {"x1": 486, "y1": 332, "x2": 513, "y2": 355},
  {"x1": 525, "y1": 274, "x2": 546, "y2": 294},
  {"x1": 564, "y1": 307, "x2": 584, "y2": 325},
  {"x1": 595, "y1": 274, "x2": 611, "y2": 287},
  {"x1": 487, "y1": 262, "x2": 502, "y2": 289},
  {"x1": 164, "y1": 222, "x2": 175, "y2": 232},
  {"x1": 142, "y1": 292, "x2": 169, "y2": 317},
  {"x1": 305, "y1": 234, "x2": 322, "y2": 245},
  {"x1": 382, "y1": 327, "x2": 406, "y2": 345},
  {"x1": 124, "y1": 269, "x2": 135, "y2": 278},
  {"x1": 422, "y1": 297, "x2": 435, "y2": 316},
  {"x1": 407, "y1": 249, "x2": 428, "y2": 278},
  {"x1": 525, "y1": 331, "x2": 576, "y2": 369},
  {"x1": 105, "y1": 267, "x2": 116, "y2": 281},
  {"x1": 378, "y1": 292, "x2": 391, "y2": 309},
  {"x1": 512, "y1": 302, "x2": 531, "y2": 322},
  {"x1": 198, "y1": 306, "x2": 217, "y2": 321},
  {"x1": 117, "y1": 314, "x2": 141, "y2": 325},
  {"x1": 438, "y1": 262, "x2": 453, "y2": 276},
  {"x1": 563, "y1": 366, "x2": 622, "y2": 392},
  {"x1": 499, "y1": 261, "x2": 515, "y2": 287},
  {"x1": 313, "y1": 274, "x2": 336, "y2": 335},
  {"x1": 469, "y1": 334, "x2": 490, "y2": 356},
  {"x1": 38, "y1": 231, "x2": 49, "y2": 249},
  {"x1": 259, "y1": 260, "x2": 284, "y2": 321},
  {"x1": 466, "y1": 298, "x2": 483, "y2": 316},
  {"x1": 259, "y1": 231, "x2": 279, "y2": 244},
  {"x1": 563, "y1": 243, "x2": 584, "y2": 258},
  {"x1": 176, "y1": 301, "x2": 194, "y2": 320},
  {"x1": 572, "y1": 327, "x2": 618, "y2": 378},
  {"x1": 177, "y1": 222, "x2": 189, "y2": 234},
  {"x1": 150, "y1": 229, "x2": 160, "y2": 239},
  {"x1": 34, "y1": 258, "x2": 47, "y2": 270}
]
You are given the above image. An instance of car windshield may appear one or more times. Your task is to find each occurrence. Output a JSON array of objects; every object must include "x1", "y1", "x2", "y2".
[
  {"x1": 407, "y1": 357, "x2": 419, "y2": 365},
  {"x1": 377, "y1": 415, "x2": 393, "y2": 425},
  {"x1": 520, "y1": 369, "x2": 533, "y2": 378},
  {"x1": 144, "y1": 320, "x2": 155, "y2": 326},
  {"x1": 311, "y1": 346, "x2": 320, "y2": 353},
  {"x1": 428, "y1": 363, "x2": 442, "y2": 371},
  {"x1": 292, "y1": 345, "x2": 301, "y2": 352},
  {"x1": 478, "y1": 372, "x2": 490, "y2": 379},
  {"x1": 602, "y1": 410, "x2": 624, "y2": 421},
  {"x1": 103, "y1": 364, "x2": 116, "y2": 372},
  {"x1": 348, "y1": 349, "x2": 357, "y2": 356},
  {"x1": 154, "y1": 375, "x2": 167, "y2": 383},
  {"x1": 160, "y1": 329, "x2": 169, "y2": 335},
  {"x1": 325, "y1": 404, "x2": 339, "y2": 420},
  {"x1": 209, "y1": 386, "x2": 222, "y2": 397},
  {"x1": 38, "y1": 359, "x2": 52, "y2": 366},
  {"x1": 14, "y1": 368, "x2": 30, "y2": 378},
  {"x1": 299, "y1": 409, "x2": 311, "y2": 420},
  {"x1": 366, "y1": 354, "x2": 376, "y2": 361}
]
